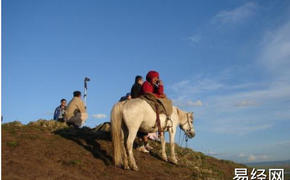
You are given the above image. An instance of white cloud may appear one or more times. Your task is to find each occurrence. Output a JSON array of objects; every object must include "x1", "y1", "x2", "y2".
[
  {"x1": 235, "y1": 100, "x2": 258, "y2": 107},
  {"x1": 236, "y1": 153, "x2": 270, "y2": 162},
  {"x1": 275, "y1": 140, "x2": 290, "y2": 146},
  {"x1": 171, "y1": 78, "x2": 224, "y2": 95},
  {"x1": 205, "y1": 150, "x2": 228, "y2": 156},
  {"x1": 213, "y1": 123, "x2": 272, "y2": 135},
  {"x1": 259, "y1": 21, "x2": 290, "y2": 78},
  {"x1": 43, "y1": 112, "x2": 54, "y2": 116},
  {"x1": 213, "y1": 2, "x2": 257, "y2": 24},
  {"x1": 169, "y1": 71, "x2": 290, "y2": 135},
  {"x1": 174, "y1": 99, "x2": 203, "y2": 107},
  {"x1": 219, "y1": 82, "x2": 290, "y2": 105},
  {"x1": 238, "y1": 153, "x2": 247, "y2": 158},
  {"x1": 248, "y1": 155, "x2": 256, "y2": 161},
  {"x1": 188, "y1": 34, "x2": 201, "y2": 43},
  {"x1": 188, "y1": 100, "x2": 203, "y2": 107},
  {"x1": 248, "y1": 154, "x2": 269, "y2": 162},
  {"x1": 171, "y1": 74, "x2": 290, "y2": 109},
  {"x1": 92, "y1": 114, "x2": 107, "y2": 119},
  {"x1": 173, "y1": 20, "x2": 290, "y2": 136}
]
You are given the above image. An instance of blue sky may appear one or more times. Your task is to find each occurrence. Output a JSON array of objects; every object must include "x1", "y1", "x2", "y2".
[{"x1": 2, "y1": 0, "x2": 290, "y2": 163}]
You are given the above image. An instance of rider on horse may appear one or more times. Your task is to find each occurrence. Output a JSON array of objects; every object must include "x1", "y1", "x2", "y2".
[{"x1": 141, "y1": 71, "x2": 166, "y2": 98}]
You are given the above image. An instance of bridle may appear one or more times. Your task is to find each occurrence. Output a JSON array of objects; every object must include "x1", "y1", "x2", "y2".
[
  {"x1": 178, "y1": 113, "x2": 193, "y2": 148},
  {"x1": 179, "y1": 113, "x2": 193, "y2": 135}
]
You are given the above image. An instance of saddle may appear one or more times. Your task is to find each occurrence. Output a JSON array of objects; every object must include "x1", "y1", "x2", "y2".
[{"x1": 139, "y1": 93, "x2": 173, "y2": 136}]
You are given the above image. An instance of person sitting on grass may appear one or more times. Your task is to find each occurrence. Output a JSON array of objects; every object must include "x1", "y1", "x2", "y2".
[
  {"x1": 65, "y1": 91, "x2": 88, "y2": 128},
  {"x1": 53, "y1": 99, "x2": 67, "y2": 122}
]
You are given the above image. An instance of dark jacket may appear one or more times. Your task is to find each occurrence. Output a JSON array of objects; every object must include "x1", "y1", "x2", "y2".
[
  {"x1": 53, "y1": 105, "x2": 66, "y2": 121},
  {"x1": 131, "y1": 83, "x2": 142, "y2": 98}
]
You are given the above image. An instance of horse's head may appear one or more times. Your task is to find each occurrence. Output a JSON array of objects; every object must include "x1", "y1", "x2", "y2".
[{"x1": 177, "y1": 108, "x2": 195, "y2": 138}]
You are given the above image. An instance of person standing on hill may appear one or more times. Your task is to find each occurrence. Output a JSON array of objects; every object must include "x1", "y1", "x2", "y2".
[
  {"x1": 65, "y1": 91, "x2": 88, "y2": 128},
  {"x1": 53, "y1": 99, "x2": 67, "y2": 122}
]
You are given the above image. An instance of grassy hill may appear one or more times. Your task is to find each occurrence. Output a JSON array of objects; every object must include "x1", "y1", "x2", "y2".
[{"x1": 2, "y1": 120, "x2": 247, "y2": 180}]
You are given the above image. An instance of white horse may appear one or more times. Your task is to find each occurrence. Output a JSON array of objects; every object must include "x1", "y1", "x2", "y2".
[{"x1": 111, "y1": 98, "x2": 195, "y2": 171}]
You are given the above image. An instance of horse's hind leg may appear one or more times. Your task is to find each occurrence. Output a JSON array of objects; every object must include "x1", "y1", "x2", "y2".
[
  {"x1": 126, "y1": 129, "x2": 139, "y2": 171},
  {"x1": 121, "y1": 125, "x2": 129, "y2": 170}
]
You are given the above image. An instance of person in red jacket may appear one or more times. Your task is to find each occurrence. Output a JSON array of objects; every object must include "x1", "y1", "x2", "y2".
[{"x1": 142, "y1": 71, "x2": 166, "y2": 98}]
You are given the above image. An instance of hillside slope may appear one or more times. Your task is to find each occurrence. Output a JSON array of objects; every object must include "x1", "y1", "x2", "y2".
[{"x1": 2, "y1": 120, "x2": 246, "y2": 180}]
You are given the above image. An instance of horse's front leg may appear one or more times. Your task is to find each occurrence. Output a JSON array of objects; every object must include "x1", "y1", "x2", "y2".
[
  {"x1": 160, "y1": 132, "x2": 168, "y2": 161},
  {"x1": 169, "y1": 128, "x2": 178, "y2": 164},
  {"x1": 126, "y1": 129, "x2": 139, "y2": 171}
]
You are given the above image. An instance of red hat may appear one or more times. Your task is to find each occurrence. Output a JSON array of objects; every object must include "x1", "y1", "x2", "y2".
[{"x1": 146, "y1": 71, "x2": 159, "y2": 82}]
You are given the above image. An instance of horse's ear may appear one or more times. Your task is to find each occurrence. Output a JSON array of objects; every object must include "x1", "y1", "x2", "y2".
[{"x1": 191, "y1": 112, "x2": 194, "y2": 119}]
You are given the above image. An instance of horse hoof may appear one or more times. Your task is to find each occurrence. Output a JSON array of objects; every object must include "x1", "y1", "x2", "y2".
[
  {"x1": 162, "y1": 156, "x2": 168, "y2": 162},
  {"x1": 132, "y1": 166, "x2": 139, "y2": 171},
  {"x1": 169, "y1": 158, "x2": 178, "y2": 165},
  {"x1": 124, "y1": 165, "x2": 130, "y2": 170}
]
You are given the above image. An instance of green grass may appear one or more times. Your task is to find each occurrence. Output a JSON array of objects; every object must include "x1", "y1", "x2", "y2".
[
  {"x1": 7, "y1": 141, "x2": 18, "y2": 147},
  {"x1": 61, "y1": 160, "x2": 82, "y2": 166}
]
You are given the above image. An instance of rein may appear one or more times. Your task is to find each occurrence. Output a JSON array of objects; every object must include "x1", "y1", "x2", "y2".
[
  {"x1": 178, "y1": 128, "x2": 189, "y2": 148},
  {"x1": 178, "y1": 113, "x2": 191, "y2": 148}
]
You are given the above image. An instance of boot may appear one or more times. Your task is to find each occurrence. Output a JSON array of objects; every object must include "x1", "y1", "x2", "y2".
[{"x1": 136, "y1": 145, "x2": 149, "y2": 153}]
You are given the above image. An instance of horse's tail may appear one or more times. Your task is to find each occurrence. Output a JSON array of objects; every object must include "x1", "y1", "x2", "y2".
[{"x1": 111, "y1": 102, "x2": 124, "y2": 167}]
